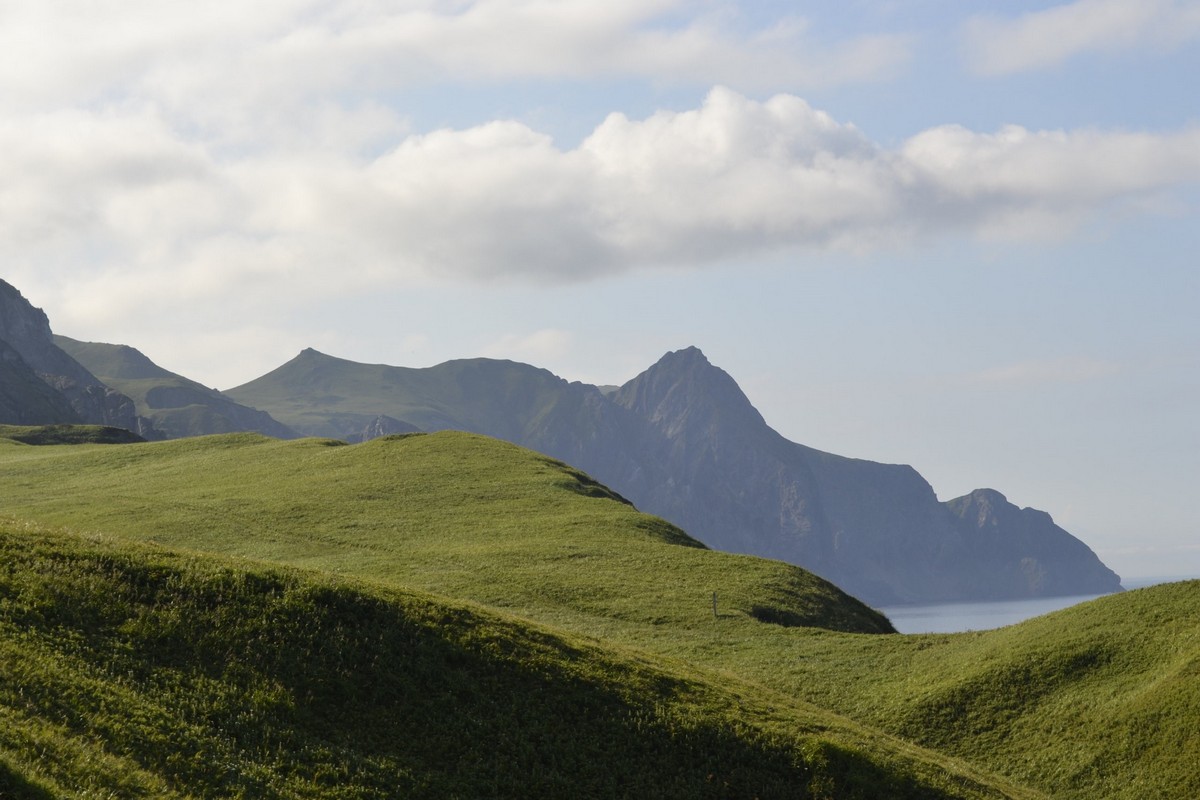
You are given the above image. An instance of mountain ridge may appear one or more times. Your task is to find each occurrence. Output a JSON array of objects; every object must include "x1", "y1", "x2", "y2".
[
  {"x1": 0, "y1": 280, "x2": 153, "y2": 436},
  {"x1": 53, "y1": 335, "x2": 298, "y2": 440},
  {"x1": 228, "y1": 345, "x2": 1122, "y2": 605}
]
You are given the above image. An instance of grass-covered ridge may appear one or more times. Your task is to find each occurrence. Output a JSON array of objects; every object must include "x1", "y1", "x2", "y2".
[
  {"x1": 0, "y1": 431, "x2": 1195, "y2": 798},
  {"x1": 0, "y1": 430, "x2": 890, "y2": 635},
  {"x1": 0, "y1": 521, "x2": 1020, "y2": 799}
]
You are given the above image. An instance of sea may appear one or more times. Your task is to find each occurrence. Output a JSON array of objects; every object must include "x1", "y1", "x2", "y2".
[{"x1": 877, "y1": 575, "x2": 1198, "y2": 634}]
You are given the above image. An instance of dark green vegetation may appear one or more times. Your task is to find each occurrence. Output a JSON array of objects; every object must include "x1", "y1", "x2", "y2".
[
  {"x1": 0, "y1": 423, "x2": 146, "y2": 445},
  {"x1": 2, "y1": 431, "x2": 1197, "y2": 798},
  {"x1": 227, "y1": 346, "x2": 1122, "y2": 605},
  {"x1": 0, "y1": 520, "x2": 1005, "y2": 799}
]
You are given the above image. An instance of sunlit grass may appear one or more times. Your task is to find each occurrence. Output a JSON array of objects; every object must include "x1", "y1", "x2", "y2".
[{"x1": 1, "y1": 428, "x2": 1195, "y2": 798}]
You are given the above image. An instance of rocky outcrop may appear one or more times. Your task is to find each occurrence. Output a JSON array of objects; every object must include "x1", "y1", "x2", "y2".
[{"x1": 351, "y1": 415, "x2": 421, "y2": 442}]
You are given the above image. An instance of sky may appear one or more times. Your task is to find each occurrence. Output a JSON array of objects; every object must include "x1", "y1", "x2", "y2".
[{"x1": 2, "y1": 0, "x2": 1197, "y2": 580}]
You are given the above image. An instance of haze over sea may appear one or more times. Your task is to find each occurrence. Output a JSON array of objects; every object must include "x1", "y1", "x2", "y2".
[{"x1": 880, "y1": 575, "x2": 1199, "y2": 634}]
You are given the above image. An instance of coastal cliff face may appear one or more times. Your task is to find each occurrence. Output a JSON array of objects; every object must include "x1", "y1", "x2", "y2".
[{"x1": 229, "y1": 346, "x2": 1123, "y2": 605}]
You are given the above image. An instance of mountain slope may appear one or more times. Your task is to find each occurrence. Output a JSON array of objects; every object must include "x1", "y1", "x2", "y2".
[
  {"x1": 53, "y1": 336, "x2": 298, "y2": 440},
  {"x1": 228, "y1": 346, "x2": 1120, "y2": 604},
  {"x1": 0, "y1": 339, "x2": 82, "y2": 425},
  {"x1": 747, "y1": 579, "x2": 1200, "y2": 800},
  {"x1": 0, "y1": 280, "x2": 151, "y2": 435}
]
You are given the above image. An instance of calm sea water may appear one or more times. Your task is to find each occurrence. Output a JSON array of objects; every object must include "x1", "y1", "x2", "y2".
[{"x1": 878, "y1": 576, "x2": 1196, "y2": 634}]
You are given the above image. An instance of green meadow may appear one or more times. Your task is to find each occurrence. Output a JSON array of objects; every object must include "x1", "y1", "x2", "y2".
[{"x1": 1, "y1": 427, "x2": 1196, "y2": 797}]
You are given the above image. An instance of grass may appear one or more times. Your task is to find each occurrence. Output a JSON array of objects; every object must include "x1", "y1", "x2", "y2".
[
  {"x1": 0, "y1": 431, "x2": 891, "y2": 636},
  {"x1": 0, "y1": 520, "x2": 1020, "y2": 799},
  {"x1": 0, "y1": 428, "x2": 1195, "y2": 797},
  {"x1": 0, "y1": 424, "x2": 145, "y2": 445}
]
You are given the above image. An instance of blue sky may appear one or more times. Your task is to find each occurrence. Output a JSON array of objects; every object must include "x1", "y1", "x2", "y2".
[{"x1": 3, "y1": 1, "x2": 1197, "y2": 579}]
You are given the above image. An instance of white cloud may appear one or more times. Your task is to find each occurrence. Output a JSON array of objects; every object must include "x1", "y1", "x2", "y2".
[
  {"x1": 0, "y1": 0, "x2": 909, "y2": 126},
  {"x1": 963, "y1": 0, "x2": 1200, "y2": 75},
  {"x1": 6, "y1": 88, "x2": 1200, "y2": 327}
]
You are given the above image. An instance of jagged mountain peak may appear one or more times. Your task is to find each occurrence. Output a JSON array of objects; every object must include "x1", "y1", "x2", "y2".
[{"x1": 615, "y1": 346, "x2": 766, "y2": 435}]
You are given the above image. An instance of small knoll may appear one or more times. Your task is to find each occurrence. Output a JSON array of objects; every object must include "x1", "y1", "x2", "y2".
[
  {"x1": 0, "y1": 522, "x2": 1023, "y2": 799},
  {"x1": 0, "y1": 424, "x2": 146, "y2": 445}
]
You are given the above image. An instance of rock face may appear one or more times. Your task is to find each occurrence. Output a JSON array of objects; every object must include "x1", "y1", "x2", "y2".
[
  {"x1": 0, "y1": 338, "x2": 83, "y2": 424},
  {"x1": 230, "y1": 345, "x2": 1123, "y2": 605},
  {"x1": 0, "y1": 280, "x2": 155, "y2": 435},
  {"x1": 349, "y1": 415, "x2": 421, "y2": 443}
]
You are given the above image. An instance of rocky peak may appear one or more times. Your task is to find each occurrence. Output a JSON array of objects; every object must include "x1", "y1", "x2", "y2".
[{"x1": 614, "y1": 347, "x2": 766, "y2": 437}]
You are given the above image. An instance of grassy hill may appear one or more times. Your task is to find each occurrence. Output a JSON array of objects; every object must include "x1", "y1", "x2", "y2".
[
  {"x1": 0, "y1": 429, "x2": 1194, "y2": 797},
  {"x1": 0, "y1": 520, "x2": 1012, "y2": 799},
  {"x1": 0, "y1": 431, "x2": 891, "y2": 636}
]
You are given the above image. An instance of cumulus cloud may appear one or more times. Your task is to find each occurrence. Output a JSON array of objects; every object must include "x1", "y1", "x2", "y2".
[
  {"x1": 0, "y1": 1, "x2": 909, "y2": 122},
  {"x1": 6, "y1": 87, "x2": 1200, "y2": 314},
  {"x1": 963, "y1": 0, "x2": 1200, "y2": 75}
]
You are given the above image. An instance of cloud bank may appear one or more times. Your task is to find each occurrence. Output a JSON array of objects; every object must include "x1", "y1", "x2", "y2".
[
  {"x1": 6, "y1": 87, "x2": 1200, "y2": 311},
  {"x1": 4, "y1": 2, "x2": 1200, "y2": 336},
  {"x1": 964, "y1": 0, "x2": 1200, "y2": 74}
]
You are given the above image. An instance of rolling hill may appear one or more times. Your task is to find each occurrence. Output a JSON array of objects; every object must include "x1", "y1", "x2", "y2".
[
  {"x1": 227, "y1": 346, "x2": 1121, "y2": 605},
  {"x1": 0, "y1": 429, "x2": 1195, "y2": 799},
  {"x1": 0, "y1": 432, "x2": 1040, "y2": 799}
]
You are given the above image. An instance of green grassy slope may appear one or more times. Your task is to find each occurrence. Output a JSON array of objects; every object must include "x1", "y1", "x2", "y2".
[
  {"x1": 0, "y1": 520, "x2": 1025, "y2": 799},
  {"x1": 2, "y1": 431, "x2": 1193, "y2": 798},
  {"x1": 678, "y1": 582, "x2": 1200, "y2": 800},
  {"x1": 0, "y1": 431, "x2": 890, "y2": 636}
]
